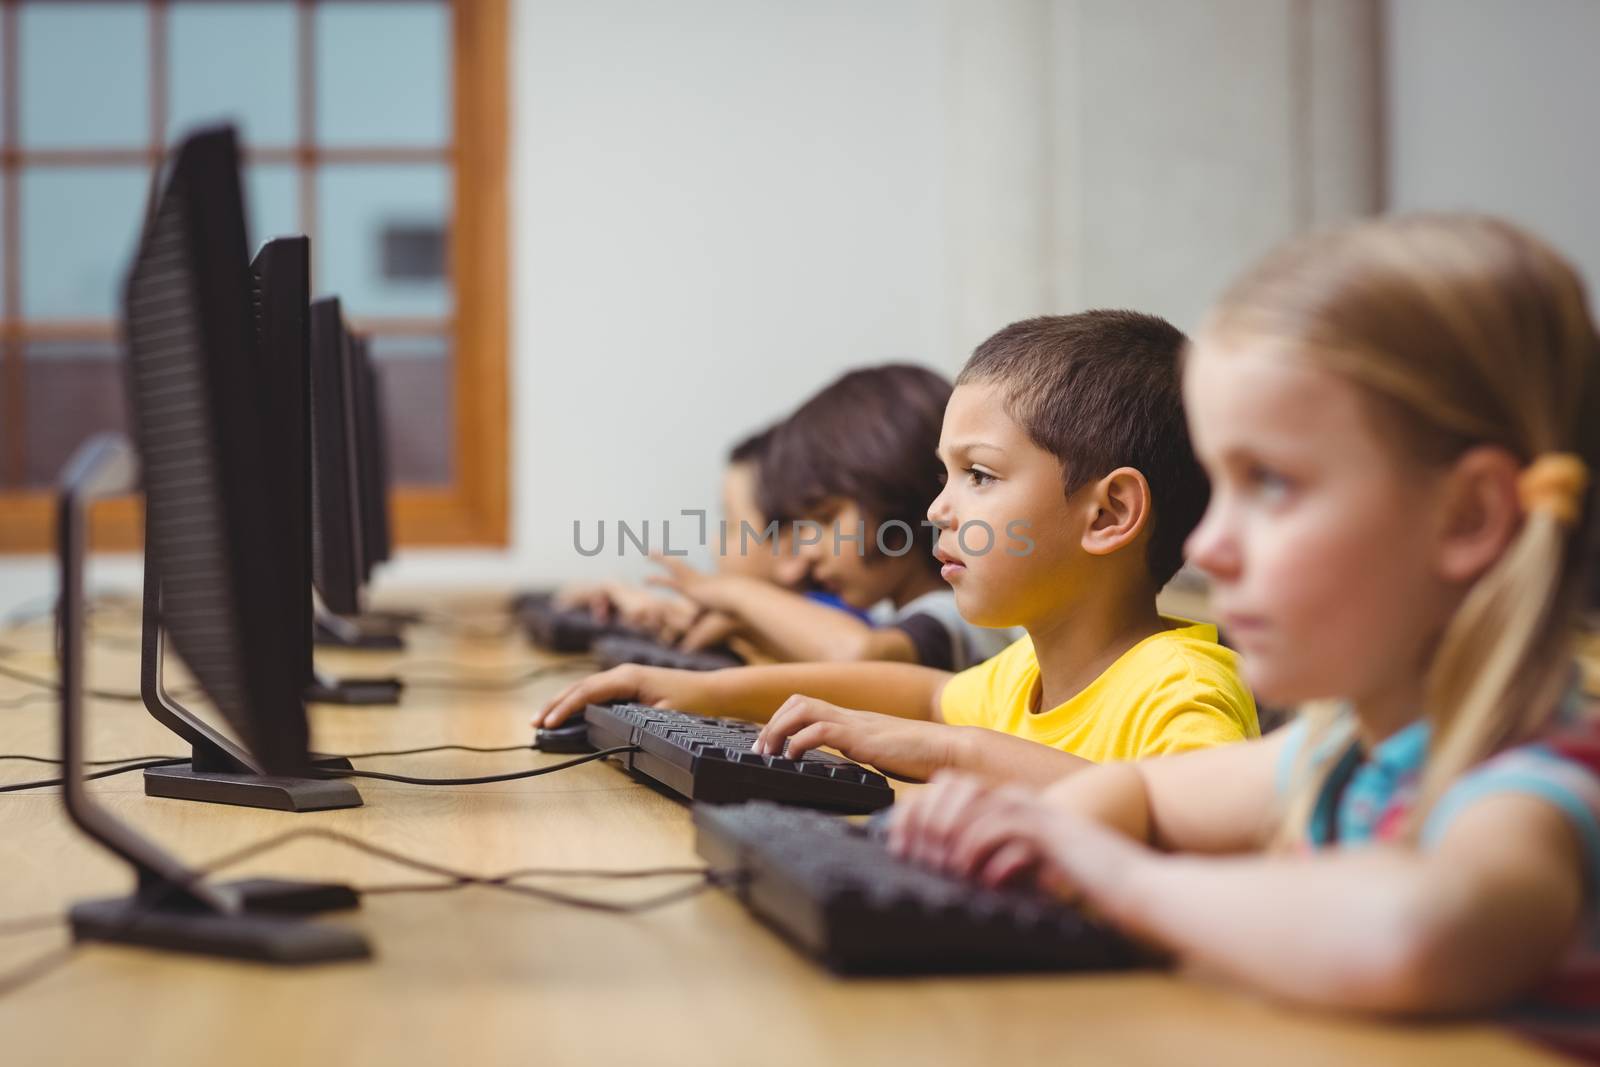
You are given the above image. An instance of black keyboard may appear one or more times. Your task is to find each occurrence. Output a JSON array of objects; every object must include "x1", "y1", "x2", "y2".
[
  {"x1": 695, "y1": 802, "x2": 1146, "y2": 975},
  {"x1": 585, "y1": 703, "x2": 894, "y2": 814},
  {"x1": 511, "y1": 592, "x2": 630, "y2": 652},
  {"x1": 593, "y1": 634, "x2": 743, "y2": 672}
]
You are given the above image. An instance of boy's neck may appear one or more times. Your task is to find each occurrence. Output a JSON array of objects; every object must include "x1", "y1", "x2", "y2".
[{"x1": 1026, "y1": 583, "x2": 1168, "y2": 712}]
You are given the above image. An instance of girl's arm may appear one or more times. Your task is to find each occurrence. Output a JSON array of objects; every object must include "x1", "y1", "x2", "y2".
[
  {"x1": 1037, "y1": 728, "x2": 1295, "y2": 853},
  {"x1": 935, "y1": 788, "x2": 1586, "y2": 1014}
]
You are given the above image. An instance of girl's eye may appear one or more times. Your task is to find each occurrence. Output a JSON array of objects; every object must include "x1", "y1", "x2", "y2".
[
  {"x1": 965, "y1": 467, "x2": 995, "y2": 487},
  {"x1": 1246, "y1": 465, "x2": 1293, "y2": 504}
]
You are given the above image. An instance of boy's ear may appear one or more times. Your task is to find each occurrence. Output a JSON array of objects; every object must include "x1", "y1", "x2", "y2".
[
  {"x1": 1433, "y1": 445, "x2": 1522, "y2": 584},
  {"x1": 1080, "y1": 467, "x2": 1152, "y2": 558}
]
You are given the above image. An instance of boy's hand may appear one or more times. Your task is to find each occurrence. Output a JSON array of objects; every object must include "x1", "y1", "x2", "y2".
[
  {"x1": 534, "y1": 665, "x2": 718, "y2": 728},
  {"x1": 646, "y1": 555, "x2": 751, "y2": 614},
  {"x1": 752, "y1": 695, "x2": 959, "y2": 782},
  {"x1": 677, "y1": 609, "x2": 742, "y2": 652}
]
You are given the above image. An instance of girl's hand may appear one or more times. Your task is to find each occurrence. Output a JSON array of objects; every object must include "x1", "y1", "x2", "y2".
[
  {"x1": 752, "y1": 695, "x2": 958, "y2": 782},
  {"x1": 890, "y1": 771, "x2": 1145, "y2": 900},
  {"x1": 533, "y1": 664, "x2": 719, "y2": 728}
]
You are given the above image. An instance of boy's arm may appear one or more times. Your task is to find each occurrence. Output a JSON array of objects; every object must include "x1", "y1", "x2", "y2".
[
  {"x1": 651, "y1": 560, "x2": 917, "y2": 663},
  {"x1": 534, "y1": 660, "x2": 952, "y2": 727},
  {"x1": 755, "y1": 695, "x2": 1088, "y2": 785}
]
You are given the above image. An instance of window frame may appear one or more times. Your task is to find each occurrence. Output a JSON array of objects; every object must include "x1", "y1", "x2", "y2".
[{"x1": 0, "y1": 0, "x2": 508, "y2": 552}]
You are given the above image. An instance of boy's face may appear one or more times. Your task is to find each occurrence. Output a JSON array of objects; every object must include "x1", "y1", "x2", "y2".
[
  {"x1": 927, "y1": 382, "x2": 1088, "y2": 629},
  {"x1": 795, "y1": 497, "x2": 917, "y2": 610},
  {"x1": 718, "y1": 460, "x2": 807, "y2": 587}
]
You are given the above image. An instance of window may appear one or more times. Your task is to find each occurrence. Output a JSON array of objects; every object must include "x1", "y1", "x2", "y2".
[{"x1": 0, "y1": 0, "x2": 507, "y2": 551}]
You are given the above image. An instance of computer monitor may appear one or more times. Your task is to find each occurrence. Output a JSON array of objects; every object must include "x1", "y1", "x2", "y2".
[
  {"x1": 350, "y1": 333, "x2": 393, "y2": 582},
  {"x1": 251, "y1": 235, "x2": 316, "y2": 697},
  {"x1": 308, "y1": 297, "x2": 366, "y2": 618},
  {"x1": 255, "y1": 247, "x2": 400, "y2": 705},
  {"x1": 57, "y1": 124, "x2": 367, "y2": 963}
]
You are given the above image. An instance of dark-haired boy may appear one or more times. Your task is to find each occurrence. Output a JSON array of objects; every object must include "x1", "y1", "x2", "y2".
[
  {"x1": 651, "y1": 363, "x2": 1017, "y2": 670},
  {"x1": 538, "y1": 312, "x2": 1258, "y2": 786}
]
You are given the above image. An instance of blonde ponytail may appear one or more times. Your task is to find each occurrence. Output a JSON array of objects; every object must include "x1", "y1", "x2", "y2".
[{"x1": 1207, "y1": 215, "x2": 1600, "y2": 847}]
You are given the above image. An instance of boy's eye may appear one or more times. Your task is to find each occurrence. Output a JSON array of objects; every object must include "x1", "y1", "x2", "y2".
[{"x1": 965, "y1": 467, "x2": 995, "y2": 487}]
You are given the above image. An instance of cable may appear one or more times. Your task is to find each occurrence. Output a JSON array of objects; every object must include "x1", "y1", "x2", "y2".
[
  {"x1": 0, "y1": 661, "x2": 145, "y2": 704},
  {"x1": 177, "y1": 827, "x2": 722, "y2": 915},
  {"x1": 0, "y1": 757, "x2": 186, "y2": 795},
  {"x1": 0, "y1": 743, "x2": 619, "y2": 792},
  {"x1": 316, "y1": 745, "x2": 636, "y2": 787},
  {"x1": 0, "y1": 945, "x2": 76, "y2": 999},
  {"x1": 0, "y1": 821, "x2": 725, "y2": 1002},
  {"x1": 0, "y1": 740, "x2": 544, "y2": 769},
  {"x1": 0, "y1": 752, "x2": 185, "y2": 768},
  {"x1": 395, "y1": 659, "x2": 598, "y2": 692},
  {"x1": 0, "y1": 913, "x2": 66, "y2": 939}
]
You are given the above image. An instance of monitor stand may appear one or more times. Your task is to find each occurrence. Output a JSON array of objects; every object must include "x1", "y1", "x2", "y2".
[
  {"x1": 59, "y1": 436, "x2": 370, "y2": 963},
  {"x1": 139, "y1": 523, "x2": 364, "y2": 813},
  {"x1": 306, "y1": 667, "x2": 403, "y2": 706},
  {"x1": 315, "y1": 610, "x2": 405, "y2": 651}
]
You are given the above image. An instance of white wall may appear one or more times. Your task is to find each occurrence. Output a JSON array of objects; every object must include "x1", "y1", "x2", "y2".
[
  {"x1": 0, "y1": 0, "x2": 1396, "y2": 610},
  {"x1": 1385, "y1": 0, "x2": 1600, "y2": 303}
]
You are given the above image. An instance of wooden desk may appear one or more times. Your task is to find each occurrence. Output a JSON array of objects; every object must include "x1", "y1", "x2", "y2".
[{"x1": 0, "y1": 600, "x2": 1569, "y2": 1067}]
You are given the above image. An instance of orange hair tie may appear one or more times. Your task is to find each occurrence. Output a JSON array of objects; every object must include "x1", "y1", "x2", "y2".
[{"x1": 1517, "y1": 453, "x2": 1590, "y2": 528}]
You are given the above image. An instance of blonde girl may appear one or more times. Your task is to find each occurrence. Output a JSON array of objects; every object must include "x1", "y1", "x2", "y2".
[{"x1": 888, "y1": 215, "x2": 1600, "y2": 1030}]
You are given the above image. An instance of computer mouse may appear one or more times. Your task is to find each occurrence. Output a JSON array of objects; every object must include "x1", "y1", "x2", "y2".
[{"x1": 535, "y1": 720, "x2": 595, "y2": 753}]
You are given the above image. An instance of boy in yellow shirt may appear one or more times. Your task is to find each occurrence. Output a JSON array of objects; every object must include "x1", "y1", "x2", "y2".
[{"x1": 537, "y1": 311, "x2": 1257, "y2": 785}]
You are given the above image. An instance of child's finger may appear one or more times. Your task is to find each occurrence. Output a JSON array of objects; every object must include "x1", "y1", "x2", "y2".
[
  {"x1": 979, "y1": 840, "x2": 1041, "y2": 889},
  {"x1": 755, "y1": 694, "x2": 814, "y2": 755},
  {"x1": 888, "y1": 776, "x2": 955, "y2": 860},
  {"x1": 913, "y1": 775, "x2": 985, "y2": 869},
  {"x1": 536, "y1": 666, "x2": 640, "y2": 727},
  {"x1": 947, "y1": 807, "x2": 1031, "y2": 879},
  {"x1": 779, "y1": 721, "x2": 838, "y2": 760}
]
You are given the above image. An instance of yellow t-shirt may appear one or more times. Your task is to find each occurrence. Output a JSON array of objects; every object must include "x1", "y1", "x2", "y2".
[{"x1": 939, "y1": 620, "x2": 1258, "y2": 762}]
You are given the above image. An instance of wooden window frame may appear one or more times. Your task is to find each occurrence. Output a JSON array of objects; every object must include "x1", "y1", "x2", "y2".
[{"x1": 0, "y1": 0, "x2": 508, "y2": 552}]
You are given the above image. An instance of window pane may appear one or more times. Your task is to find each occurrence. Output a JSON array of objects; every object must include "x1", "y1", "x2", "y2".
[
  {"x1": 20, "y1": 3, "x2": 150, "y2": 149},
  {"x1": 317, "y1": 164, "x2": 451, "y2": 317},
  {"x1": 169, "y1": 1, "x2": 297, "y2": 147},
  {"x1": 370, "y1": 335, "x2": 452, "y2": 487},
  {"x1": 20, "y1": 167, "x2": 149, "y2": 320},
  {"x1": 22, "y1": 340, "x2": 126, "y2": 488},
  {"x1": 246, "y1": 164, "x2": 302, "y2": 249},
  {"x1": 315, "y1": 2, "x2": 450, "y2": 146}
]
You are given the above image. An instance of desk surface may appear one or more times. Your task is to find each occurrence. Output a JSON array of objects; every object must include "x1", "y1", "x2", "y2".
[{"x1": 0, "y1": 596, "x2": 1570, "y2": 1067}]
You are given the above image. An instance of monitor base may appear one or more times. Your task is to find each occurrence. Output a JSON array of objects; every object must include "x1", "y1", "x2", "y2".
[
  {"x1": 144, "y1": 757, "x2": 362, "y2": 812},
  {"x1": 71, "y1": 878, "x2": 370, "y2": 964}
]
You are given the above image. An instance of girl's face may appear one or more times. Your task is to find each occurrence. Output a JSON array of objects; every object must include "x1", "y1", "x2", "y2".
[{"x1": 1182, "y1": 337, "x2": 1463, "y2": 710}]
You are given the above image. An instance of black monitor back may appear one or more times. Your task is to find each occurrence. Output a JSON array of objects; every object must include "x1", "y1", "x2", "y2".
[
  {"x1": 349, "y1": 334, "x2": 393, "y2": 582},
  {"x1": 250, "y1": 236, "x2": 315, "y2": 687},
  {"x1": 309, "y1": 297, "x2": 365, "y2": 616},
  {"x1": 121, "y1": 125, "x2": 309, "y2": 775}
]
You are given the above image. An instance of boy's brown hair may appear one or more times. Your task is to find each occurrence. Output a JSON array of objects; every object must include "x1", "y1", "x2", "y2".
[
  {"x1": 958, "y1": 310, "x2": 1204, "y2": 587},
  {"x1": 758, "y1": 363, "x2": 952, "y2": 573}
]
